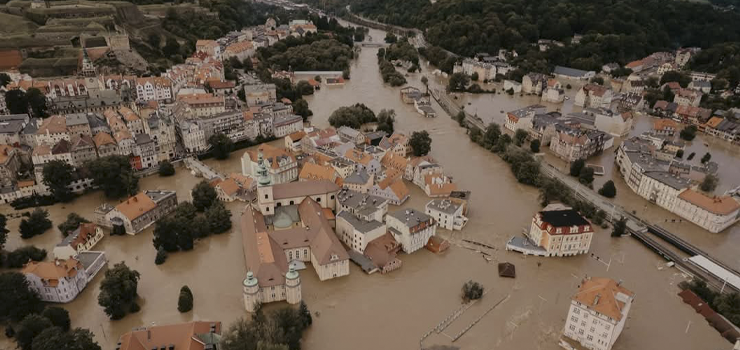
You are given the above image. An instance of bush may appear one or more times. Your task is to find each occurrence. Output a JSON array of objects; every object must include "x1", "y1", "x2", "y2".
[
  {"x1": 159, "y1": 161, "x2": 175, "y2": 176},
  {"x1": 10, "y1": 194, "x2": 56, "y2": 210},
  {"x1": 700, "y1": 174, "x2": 718, "y2": 192},
  {"x1": 612, "y1": 217, "x2": 627, "y2": 237},
  {"x1": 57, "y1": 213, "x2": 89, "y2": 237},
  {"x1": 461, "y1": 280, "x2": 484, "y2": 303},
  {"x1": 680, "y1": 125, "x2": 698, "y2": 141},
  {"x1": 700, "y1": 152, "x2": 712, "y2": 164},
  {"x1": 42, "y1": 307, "x2": 70, "y2": 332},
  {"x1": 178, "y1": 285, "x2": 194, "y2": 312},
  {"x1": 598, "y1": 180, "x2": 617, "y2": 198},
  {"x1": 676, "y1": 149, "x2": 684, "y2": 158},
  {"x1": 530, "y1": 139, "x2": 541, "y2": 153},
  {"x1": 569, "y1": 159, "x2": 585, "y2": 177}
]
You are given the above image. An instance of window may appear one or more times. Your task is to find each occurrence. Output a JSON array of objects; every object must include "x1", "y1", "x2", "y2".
[
  {"x1": 304, "y1": 249, "x2": 307, "y2": 256},
  {"x1": 317, "y1": 197, "x2": 321, "y2": 202},
  {"x1": 569, "y1": 325, "x2": 575, "y2": 331},
  {"x1": 570, "y1": 316, "x2": 578, "y2": 322},
  {"x1": 330, "y1": 195, "x2": 335, "y2": 199},
  {"x1": 586, "y1": 335, "x2": 593, "y2": 341}
]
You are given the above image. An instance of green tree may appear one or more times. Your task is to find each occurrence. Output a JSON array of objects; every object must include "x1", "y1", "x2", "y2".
[
  {"x1": 713, "y1": 292, "x2": 740, "y2": 326},
  {"x1": 295, "y1": 80, "x2": 314, "y2": 96},
  {"x1": 679, "y1": 125, "x2": 698, "y2": 141},
  {"x1": 700, "y1": 152, "x2": 712, "y2": 164},
  {"x1": 20, "y1": 208, "x2": 52, "y2": 239},
  {"x1": 530, "y1": 139, "x2": 541, "y2": 153},
  {"x1": 292, "y1": 98, "x2": 313, "y2": 122},
  {"x1": 578, "y1": 167, "x2": 595, "y2": 186},
  {"x1": 483, "y1": 123, "x2": 501, "y2": 147},
  {"x1": 612, "y1": 217, "x2": 627, "y2": 237},
  {"x1": 208, "y1": 133, "x2": 234, "y2": 160},
  {"x1": 0, "y1": 73, "x2": 10, "y2": 87},
  {"x1": 6, "y1": 89, "x2": 29, "y2": 115},
  {"x1": 42, "y1": 307, "x2": 70, "y2": 332},
  {"x1": 492, "y1": 134, "x2": 511, "y2": 153},
  {"x1": 590, "y1": 76, "x2": 604, "y2": 85},
  {"x1": 147, "y1": 33, "x2": 161, "y2": 48},
  {"x1": 455, "y1": 111, "x2": 466, "y2": 126},
  {"x1": 173, "y1": 202, "x2": 198, "y2": 221},
  {"x1": 31, "y1": 327, "x2": 101, "y2": 350},
  {"x1": 660, "y1": 71, "x2": 691, "y2": 88},
  {"x1": 700, "y1": 174, "x2": 718, "y2": 192},
  {"x1": 163, "y1": 37, "x2": 181, "y2": 57},
  {"x1": 470, "y1": 72, "x2": 479, "y2": 81},
  {"x1": 42, "y1": 160, "x2": 75, "y2": 202},
  {"x1": 178, "y1": 285, "x2": 194, "y2": 312},
  {"x1": 384, "y1": 32, "x2": 397, "y2": 43},
  {"x1": 0, "y1": 272, "x2": 44, "y2": 322},
  {"x1": 155, "y1": 247, "x2": 168, "y2": 265},
  {"x1": 98, "y1": 262, "x2": 140, "y2": 320},
  {"x1": 158, "y1": 160, "x2": 175, "y2": 176},
  {"x1": 153, "y1": 217, "x2": 183, "y2": 252},
  {"x1": 598, "y1": 180, "x2": 617, "y2": 198},
  {"x1": 16, "y1": 314, "x2": 52, "y2": 350},
  {"x1": 676, "y1": 149, "x2": 684, "y2": 158},
  {"x1": 191, "y1": 215, "x2": 210, "y2": 239},
  {"x1": 57, "y1": 213, "x2": 90, "y2": 237},
  {"x1": 376, "y1": 109, "x2": 396, "y2": 134},
  {"x1": 421, "y1": 75, "x2": 429, "y2": 94},
  {"x1": 448, "y1": 72, "x2": 470, "y2": 92},
  {"x1": 514, "y1": 129, "x2": 528, "y2": 146},
  {"x1": 87, "y1": 155, "x2": 139, "y2": 199},
  {"x1": 192, "y1": 180, "x2": 218, "y2": 211},
  {"x1": 569, "y1": 159, "x2": 585, "y2": 176},
  {"x1": 410, "y1": 130, "x2": 432, "y2": 156},
  {"x1": 26, "y1": 88, "x2": 48, "y2": 118},
  {"x1": 6, "y1": 246, "x2": 47, "y2": 268},
  {"x1": 461, "y1": 280, "x2": 484, "y2": 303},
  {"x1": 298, "y1": 301, "x2": 312, "y2": 327},
  {"x1": 342, "y1": 69, "x2": 350, "y2": 80},
  {"x1": 0, "y1": 214, "x2": 9, "y2": 250},
  {"x1": 206, "y1": 201, "x2": 232, "y2": 234}
]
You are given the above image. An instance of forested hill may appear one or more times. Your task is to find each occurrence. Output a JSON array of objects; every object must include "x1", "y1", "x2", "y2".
[{"x1": 346, "y1": 0, "x2": 740, "y2": 70}]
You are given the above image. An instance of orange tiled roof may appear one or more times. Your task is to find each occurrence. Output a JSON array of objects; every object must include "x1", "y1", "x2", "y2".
[
  {"x1": 573, "y1": 277, "x2": 633, "y2": 322},
  {"x1": 114, "y1": 192, "x2": 157, "y2": 221},
  {"x1": 678, "y1": 189, "x2": 740, "y2": 216}
]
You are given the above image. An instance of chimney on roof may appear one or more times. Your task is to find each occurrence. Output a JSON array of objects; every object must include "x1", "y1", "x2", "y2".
[
  {"x1": 147, "y1": 330, "x2": 151, "y2": 340},
  {"x1": 593, "y1": 293, "x2": 601, "y2": 306}
]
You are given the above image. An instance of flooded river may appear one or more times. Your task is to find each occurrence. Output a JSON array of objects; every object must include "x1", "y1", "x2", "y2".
[{"x1": 0, "y1": 23, "x2": 732, "y2": 350}]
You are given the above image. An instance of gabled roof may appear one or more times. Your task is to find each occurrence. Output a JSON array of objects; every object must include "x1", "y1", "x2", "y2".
[
  {"x1": 37, "y1": 115, "x2": 68, "y2": 135},
  {"x1": 299, "y1": 163, "x2": 337, "y2": 181},
  {"x1": 22, "y1": 258, "x2": 81, "y2": 285},
  {"x1": 93, "y1": 132, "x2": 116, "y2": 147}
]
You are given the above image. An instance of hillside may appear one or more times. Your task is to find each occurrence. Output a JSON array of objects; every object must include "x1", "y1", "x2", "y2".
[{"x1": 340, "y1": 0, "x2": 740, "y2": 73}]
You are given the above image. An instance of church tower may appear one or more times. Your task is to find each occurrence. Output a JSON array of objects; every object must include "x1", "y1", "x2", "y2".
[
  {"x1": 256, "y1": 151, "x2": 274, "y2": 214},
  {"x1": 80, "y1": 46, "x2": 96, "y2": 77}
]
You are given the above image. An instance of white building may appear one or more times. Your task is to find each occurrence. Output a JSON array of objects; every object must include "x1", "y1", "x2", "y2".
[
  {"x1": 178, "y1": 120, "x2": 207, "y2": 154},
  {"x1": 22, "y1": 258, "x2": 90, "y2": 303},
  {"x1": 542, "y1": 79, "x2": 565, "y2": 103},
  {"x1": 386, "y1": 208, "x2": 436, "y2": 254},
  {"x1": 273, "y1": 114, "x2": 303, "y2": 138},
  {"x1": 135, "y1": 77, "x2": 173, "y2": 103},
  {"x1": 525, "y1": 204, "x2": 594, "y2": 257},
  {"x1": 560, "y1": 277, "x2": 634, "y2": 350},
  {"x1": 425, "y1": 199, "x2": 468, "y2": 231},
  {"x1": 336, "y1": 211, "x2": 386, "y2": 253}
]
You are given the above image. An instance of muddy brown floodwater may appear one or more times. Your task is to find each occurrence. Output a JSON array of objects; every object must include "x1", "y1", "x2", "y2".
[{"x1": 0, "y1": 24, "x2": 733, "y2": 350}]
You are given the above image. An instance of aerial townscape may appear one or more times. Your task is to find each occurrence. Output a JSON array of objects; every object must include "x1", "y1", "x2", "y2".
[{"x1": 2, "y1": 0, "x2": 740, "y2": 349}]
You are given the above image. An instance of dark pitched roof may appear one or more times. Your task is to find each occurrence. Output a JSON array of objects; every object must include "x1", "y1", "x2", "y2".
[{"x1": 539, "y1": 209, "x2": 590, "y2": 227}]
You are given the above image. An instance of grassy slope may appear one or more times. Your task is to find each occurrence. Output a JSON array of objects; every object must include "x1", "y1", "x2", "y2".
[{"x1": 0, "y1": 12, "x2": 39, "y2": 36}]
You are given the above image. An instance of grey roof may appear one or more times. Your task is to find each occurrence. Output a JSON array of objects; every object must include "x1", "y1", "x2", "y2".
[
  {"x1": 22, "y1": 118, "x2": 39, "y2": 135},
  {"x1": 344, "y1": 169, "x2": 371, "y2": 185},
  {"x1": 337, "y1": 211, "x2": 384, "y2": 234},
  {"x1": 388, "y1": 208, "x2": 432, "y2": 227},
  {"x1": 75, "y1": 251, "x2": 105, "y2": 270},
  {"x1": 87, "y1": 113, "x2": 108, "y2": 129},
  {"x1": 337, "y1": 189, "x2": 387, "y2": 215},
  {"x1": 425, "y1": 199, "x2": 461, "y2": 215},
  {"x1": 553, "y1": 65, "x2": 590, "y2": 78},
  {"x1": 0, "y1": 116, "x2": 27, "y2": 134},
  {"x1": 144, "y1": 189, "x2": 176, "y2": 203},
  {"x1": 691, "y1": 80, "x2": 711, "y2": 88},
  {"x1": 566, "y1": 112, "x2": 596, "y2": 126},
  {"x1": 338, "y1": 126, "x2": 361, "y2": 138},
  {"x1": 135, "y1": 133, "x2": 153, "y2": 145},
  {"x1": 643, "y1": 171, "x2": 691, "y2": 190},
  {"x1": 509, "y1": 104, "x2": 546, "y2": 118},
  {"x1": 65, "y1": 113, "x2": 89, "y2": 126},
  {"x1": 273, "y1": 114, "x2": 302, "y2": 127}
]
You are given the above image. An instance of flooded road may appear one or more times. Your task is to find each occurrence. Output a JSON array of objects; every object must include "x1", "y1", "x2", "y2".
[{"x1": 0, "y1": 23, "x2": 732, "y2": 350}]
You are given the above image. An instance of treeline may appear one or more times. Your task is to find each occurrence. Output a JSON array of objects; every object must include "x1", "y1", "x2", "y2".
[
  {"x1": 220, "y1": 303, "x2": 313, "y2": 350},
  {"x1": 349, "y1": 0, "x2": 740, "y2": 72}
]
